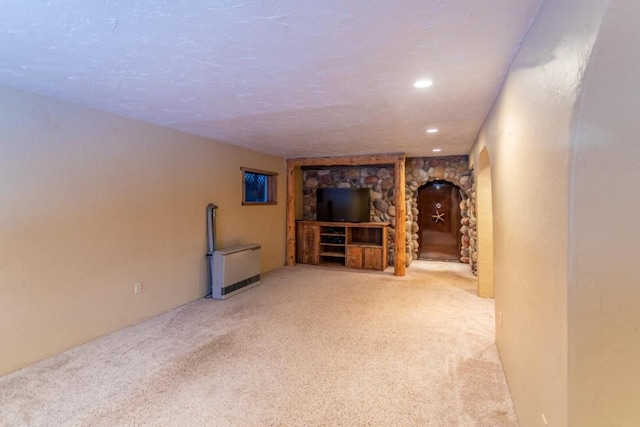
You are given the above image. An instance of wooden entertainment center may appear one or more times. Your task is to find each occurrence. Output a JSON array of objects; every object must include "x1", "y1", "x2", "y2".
[
  {"x1": 296, "y1": 221, "x2": 388, "y2": 271},
  {"x1": 286, "y1": 153, "x2": 406, "y2": 276}
]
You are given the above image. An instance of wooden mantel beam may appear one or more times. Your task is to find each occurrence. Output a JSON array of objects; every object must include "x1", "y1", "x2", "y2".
[
  {"x1": 285, "y1": 153, "x2": 407, "y2": 277},
  {"x1": 287, "y1": 153, "x2": 405, "y2": 168}
]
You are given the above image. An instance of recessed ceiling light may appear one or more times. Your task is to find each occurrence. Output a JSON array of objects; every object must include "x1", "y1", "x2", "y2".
[
  {"x1": 427, "y1": 128, "x2": 439, "y2": 133},
  {"x1": 432, "y1": 148, "x2": 442, "y2": 153},
  {"x1": 414, "y1": 79, "x2": 433, "y2": 88}
]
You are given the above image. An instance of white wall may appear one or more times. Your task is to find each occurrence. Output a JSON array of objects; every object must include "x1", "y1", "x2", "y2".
[
  {"x1": 470, "y1": 0, "x2": 610, "y2": 425},
  {"x1": 568, "y1": 1, "x2": 640, "y2": 424},
  {"x1": 0, "y1": 85, "x2": 286, "y2": 376}
]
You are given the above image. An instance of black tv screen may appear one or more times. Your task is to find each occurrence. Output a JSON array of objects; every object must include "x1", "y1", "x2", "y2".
[{"x1": 316, "y1": 188, "x2": 370, "y2": 222}]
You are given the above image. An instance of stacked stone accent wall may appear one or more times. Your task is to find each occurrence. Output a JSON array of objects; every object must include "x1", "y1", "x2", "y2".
[
  {"x1": 465, "y1": 177, "x2": 478, "y2": 275},
  {"x1": 404, "y1": 156, "x2": 476, "y2": 274},
  {"x1": 302, "y1": 156, "x2": 477, "y2": 273}
]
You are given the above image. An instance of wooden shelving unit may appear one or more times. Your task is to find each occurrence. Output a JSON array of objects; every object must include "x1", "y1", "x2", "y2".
[
  {"x1": 296, "y1": 221, "x2": 388, "y2": 271},
  {"x1": 319, "y1": 226, "x2": 346, "y2": 266}
]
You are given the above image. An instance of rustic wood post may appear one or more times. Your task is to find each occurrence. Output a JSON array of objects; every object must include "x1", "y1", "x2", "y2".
[
  {"x1": 285, "y1": 160, "x2": 296, "y2": 266},
  {"x1": 394, "y1": 158, "x2": 406, "y2": 276}
]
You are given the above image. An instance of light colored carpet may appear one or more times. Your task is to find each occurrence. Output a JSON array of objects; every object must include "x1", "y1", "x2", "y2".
[{"x1": 0, "y1": 261, "x2": 518, "y2": 426}]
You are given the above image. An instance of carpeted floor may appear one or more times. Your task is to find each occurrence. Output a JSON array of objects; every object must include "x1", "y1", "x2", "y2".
[{"x1": 0, "y1": 261, "x2": 518, "y2": 426}]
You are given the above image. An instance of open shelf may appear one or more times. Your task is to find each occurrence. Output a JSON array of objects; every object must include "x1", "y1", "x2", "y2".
[
  {"x1": 349, "y1": 227, "x2": 383, "y2": 246},
  {"x1": 318, "y1": 258, "x2": 346, "y2": 267},
  {"x1": 319, "y1": 252, "x2": 346, "y2": 258}
]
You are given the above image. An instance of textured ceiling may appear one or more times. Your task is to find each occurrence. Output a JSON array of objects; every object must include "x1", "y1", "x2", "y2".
[{"x1": 0, "y1": 0, "x2": 542, "y2": 158}]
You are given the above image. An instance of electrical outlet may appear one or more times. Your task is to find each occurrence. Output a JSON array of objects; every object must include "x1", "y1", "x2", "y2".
[
  {"x1": 541, "y1": 413, "x2": 548, "y2": 426},
  {"x1": 134, "y1": 282, "x2": 142, "y2": 294}
]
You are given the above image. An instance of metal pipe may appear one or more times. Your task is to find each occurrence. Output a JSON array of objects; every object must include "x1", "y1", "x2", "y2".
[{"x1": 206, "y1": 203, "x2": 218, "y2": 255}]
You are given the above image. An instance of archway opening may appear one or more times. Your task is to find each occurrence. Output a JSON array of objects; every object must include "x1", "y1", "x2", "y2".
[
  {"x1": 477, "y1": 148, "x2": 494, "y2": 298},
  {"x1": 417, "y1": 180, "x2": 463, "y2": 261}
]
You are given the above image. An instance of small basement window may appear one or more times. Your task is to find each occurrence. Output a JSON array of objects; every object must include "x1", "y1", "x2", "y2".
[{"x1": 241, "y1": 167, "x2": 278, "y2": 205}]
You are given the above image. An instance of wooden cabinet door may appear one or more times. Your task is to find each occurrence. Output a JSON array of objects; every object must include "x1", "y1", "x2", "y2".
[
  {"x1": 363, "y1": 247, "x2": 383, "y2": 270},
  {"x1": 296, "y1": 222, "x2": 304, "y2": 263},
  {"x1": 346, "y1": 246, "x2": 363, "y2": 269},
  {"x1": 301, "y1": 224, "x2": 319, "y2": 265}
]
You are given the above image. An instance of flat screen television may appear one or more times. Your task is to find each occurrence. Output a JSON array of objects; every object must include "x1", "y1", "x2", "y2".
[{"x1": 316, "y1": 188, "x2": 370, "y2": 222}]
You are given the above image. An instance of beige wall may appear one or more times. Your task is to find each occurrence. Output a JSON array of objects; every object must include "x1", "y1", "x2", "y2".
[
  {"x1": 470, "y1": 0, "x2": 610, "y2": 425},
  {"x1": 476, "y1": 148, "x2": 494, "y2": 298},
  {"x1": 568, "y1": 1, "x2": 640, "y2": 425},
  {"x1": 0, "y1": 85, "x2": 286, "y2": 376}
]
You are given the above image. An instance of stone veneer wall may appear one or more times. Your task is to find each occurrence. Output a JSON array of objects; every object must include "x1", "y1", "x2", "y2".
[
  {"x1": 462, "y1": 186, "x2": 478, "y2": 274},
  {"x1": 302, "y1": 156, "x2": 477, "y2": 273},
  {"x1": 405, "y1": 156, "x2": 477, "y2": 274}
]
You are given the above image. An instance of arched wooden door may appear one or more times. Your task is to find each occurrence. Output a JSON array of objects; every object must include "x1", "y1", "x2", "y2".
[{"x1": 418, "y1": 181, "x2": 462, "y2": 261}]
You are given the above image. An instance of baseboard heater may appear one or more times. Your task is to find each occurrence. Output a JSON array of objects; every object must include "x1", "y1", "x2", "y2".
[{"x1": 210, "y1": 243, "x2": 261, "y2": 300}]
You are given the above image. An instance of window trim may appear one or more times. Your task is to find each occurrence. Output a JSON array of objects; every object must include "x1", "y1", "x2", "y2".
[{"x1": 241, "y1": 167, "x2": 278, "y2": 206}]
